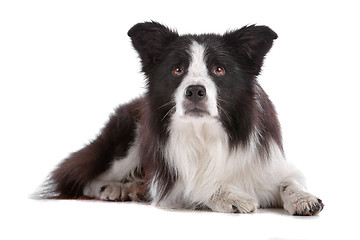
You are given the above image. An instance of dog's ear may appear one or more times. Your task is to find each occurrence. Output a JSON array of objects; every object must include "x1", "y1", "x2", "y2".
[
  {"x1": 128, "y1": 21, "x2": 179, "y2": 70},
  {"x1": 224, "y1": 25, "x2": 277, "y2": 75}
]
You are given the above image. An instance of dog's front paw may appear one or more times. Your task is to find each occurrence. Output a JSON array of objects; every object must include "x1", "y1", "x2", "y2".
[
  {"x1": 230, "y1": 198, "x2": 257, "y2": 213},
  {"x1": 208, "y1": 197, "x2": 257, "y2": 214},
  {"x1": 283, "y1": 191, "x2": 324, "y2": 216}
]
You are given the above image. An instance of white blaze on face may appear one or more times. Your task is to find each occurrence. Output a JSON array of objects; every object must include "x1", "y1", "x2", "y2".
[{"x1": 174, "y1": 41, "x2": 218, "y2": 118}]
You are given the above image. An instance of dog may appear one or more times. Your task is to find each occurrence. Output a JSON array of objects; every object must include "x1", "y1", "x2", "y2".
[{"x1": 44, "y1": 21, "x2": 324, "y2": 215}]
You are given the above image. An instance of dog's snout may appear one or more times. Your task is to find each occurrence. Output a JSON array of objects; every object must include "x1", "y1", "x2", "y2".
[{"x1": 185, "y1": 85, "x2": 206, "y2": 103}]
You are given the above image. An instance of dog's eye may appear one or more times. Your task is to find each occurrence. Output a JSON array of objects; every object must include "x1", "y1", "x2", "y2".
[
  {"x1": 213, "y1": 66, "x2": 225, "y2": 76},
  {"x1": 172, "y1": 67, "x2": 184, "y2": 76}
]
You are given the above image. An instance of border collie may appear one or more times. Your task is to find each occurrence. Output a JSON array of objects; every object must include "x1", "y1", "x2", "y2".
[{"x1": 43, "y1": 21, "x2": 324, "y2": 215}]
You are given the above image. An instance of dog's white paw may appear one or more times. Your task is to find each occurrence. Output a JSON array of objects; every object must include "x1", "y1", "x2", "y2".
[
  {"x1": 283, "y1": 190, "x2": 324, "y2": 216},
  {"x1": 208, "y1": 196, "x2": 257, "y2": 214},
  {"x1": 83, "y1": 180, "x2": 129, "y2": 201},
  {"x1": 98, "y1": 182, "x2": 129, "y2": 201}
]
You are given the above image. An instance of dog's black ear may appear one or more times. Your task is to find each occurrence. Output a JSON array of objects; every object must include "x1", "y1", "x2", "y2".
[
  {"x1": 224, "y1": 25, "x2": 278, "y2": 75},
  {"x1": 128, "y1": 21, "x2": 179, "y2": 70}
]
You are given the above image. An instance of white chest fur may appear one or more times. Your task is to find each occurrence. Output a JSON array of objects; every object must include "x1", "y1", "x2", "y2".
[
  {"x1": 166, "y1": 117, "x2": 229, "y2": 201},
  {"x1": 157, "y1": 116, "x2": 298, "y2": 208}
]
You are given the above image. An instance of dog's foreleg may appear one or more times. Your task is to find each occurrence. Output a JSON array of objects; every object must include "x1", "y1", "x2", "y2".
[{"x1": 280, "y1": 178, "x2": 324, "y2": 216}]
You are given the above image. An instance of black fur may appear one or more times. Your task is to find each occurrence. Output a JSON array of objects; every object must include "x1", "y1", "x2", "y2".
[
  {"x1": 42, "y1": 22, "x2": 280, "y2": 200},
  {"x1": 49, "y1": 98, "x2": 144, "y2": 198}
]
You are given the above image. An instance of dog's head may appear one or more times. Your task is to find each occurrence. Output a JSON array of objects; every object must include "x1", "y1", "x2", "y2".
[{"x1": 128, "y1": 21, "x2": 277, "y2": 141}]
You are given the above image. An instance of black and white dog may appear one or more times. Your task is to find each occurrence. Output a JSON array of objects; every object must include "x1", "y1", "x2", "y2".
[{"x1": 46, "y1": 22, "x2": 324, "y2": 215}]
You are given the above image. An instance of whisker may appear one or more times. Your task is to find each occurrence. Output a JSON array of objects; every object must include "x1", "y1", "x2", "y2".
[
  {"x1": 217, "y1": 98, "x2": 236, "y2": 106},
  {"x1": 217, "y1": 101, "x2": 232, "y2": 124},
  {"x1": 161, "y1": 106, "x2": 176, "y2": 122},
  {"x1": 158, "y1": 100, "x2": 175, "y2": 110},
  {"x1": 217, "y1": 97, "x2": 233, "y2": 120}
]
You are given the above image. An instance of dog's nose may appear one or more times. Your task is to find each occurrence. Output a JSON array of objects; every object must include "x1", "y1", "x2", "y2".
[{"x1": 185, "y1": 85, "x2": 206, "y2": 103}]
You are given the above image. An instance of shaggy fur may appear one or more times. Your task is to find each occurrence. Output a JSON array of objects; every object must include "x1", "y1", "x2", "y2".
[{"x1": 42, "y1": 22, "x2": 324, "y2": 215}]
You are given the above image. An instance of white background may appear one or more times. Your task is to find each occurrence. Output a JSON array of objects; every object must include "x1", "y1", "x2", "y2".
[{"x1": 1, "y1": 0, "x2": 359, "y2": 239}]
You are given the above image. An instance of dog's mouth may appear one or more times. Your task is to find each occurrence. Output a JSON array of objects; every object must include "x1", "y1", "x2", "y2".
[{"x1": 184, "y1": 108, "x2": 210, "y2": 117}]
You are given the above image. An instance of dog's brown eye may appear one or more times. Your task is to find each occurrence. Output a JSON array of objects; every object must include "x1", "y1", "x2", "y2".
[
  {"x1": 213, "y1": 66, "x2": 225, "y2": 76},
  {"x1": 172, "y1": 67, "x2": 184, "y2": 76}
]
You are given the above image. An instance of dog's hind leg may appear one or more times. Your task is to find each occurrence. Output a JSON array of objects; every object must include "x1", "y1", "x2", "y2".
[
  {"x1": 47, "y1": 98, "x2": 145, "y2": 199},
  {"x1": 83, "y1": 133, "x2": 144, "y2": 201}
]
